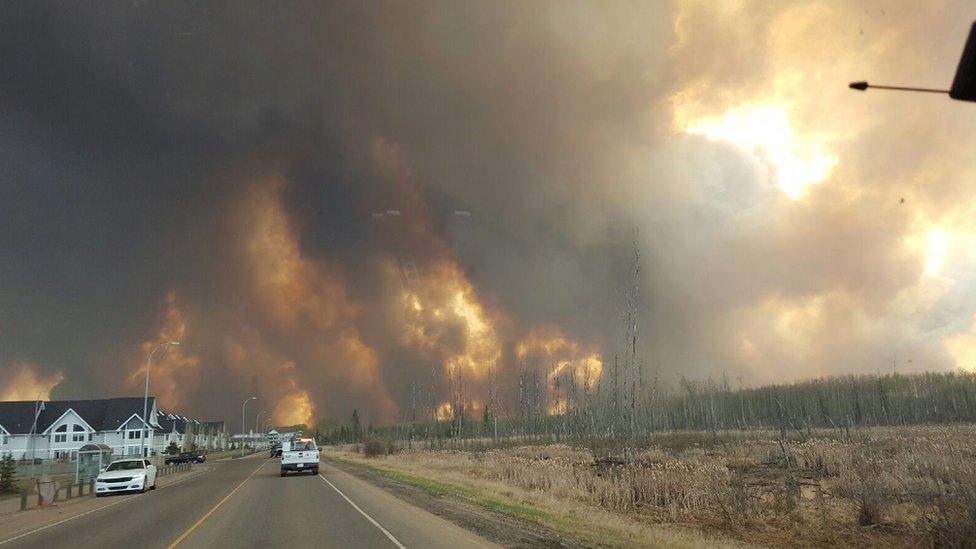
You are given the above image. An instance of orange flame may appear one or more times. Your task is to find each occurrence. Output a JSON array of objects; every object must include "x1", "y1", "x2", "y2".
[
  {"x1": 517, "y1": 325, "x2": 604, "y2": 387},
  {"x1": 398, "y1": 259, "x2": 503, "y2": 379},
  {"x1": 272, "y1": 361, "x2": 315, "y2": 426},
  {"x1": 435, "y1": 402, "x2": 454, "y2": 421}
]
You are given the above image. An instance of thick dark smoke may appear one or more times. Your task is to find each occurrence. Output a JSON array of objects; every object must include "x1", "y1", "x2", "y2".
[{"x1": 1, "y1": 2, "x2": 974, "y2": 424}]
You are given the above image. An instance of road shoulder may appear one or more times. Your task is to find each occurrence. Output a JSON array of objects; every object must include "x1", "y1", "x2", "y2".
[
  {"x1": 324, "y1": 455, "x2": 588, "y2": 548},
  {"x1": 0, "y1": 465, "x2": 211, "y2": 545}
]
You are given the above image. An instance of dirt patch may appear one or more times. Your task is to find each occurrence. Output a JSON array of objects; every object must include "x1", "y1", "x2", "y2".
[{"x1": 326, "y1": 458, "x2": 590, "y2": 549}]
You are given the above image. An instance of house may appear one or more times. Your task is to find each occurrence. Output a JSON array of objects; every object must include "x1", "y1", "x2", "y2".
[
  {"x1": 199, "y1": 421, "x2": 228, "y2": 451},
  {"x1": 267, "y1": 429, "x2": 281, "y2": 444},
  {"x1": 275, "y1": 430, "x2": 299, "y2": 443},
  {"x1": 154, "y1": 414, "x2": 230, "y2": 453},
  {"x1": 155, "y1": 412, "x2": 195, "y2": 452},
  {"x1": 230, "y1": 431, "x2": 269, "y2": 448},
  {"x1": 0, "y1": 397, "x2": 163, "y2": 460}
]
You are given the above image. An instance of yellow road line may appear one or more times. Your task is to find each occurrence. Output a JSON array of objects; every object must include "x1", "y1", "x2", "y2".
[{"x1": 166, "y1": 460, "x2": 265, "y2": 548}]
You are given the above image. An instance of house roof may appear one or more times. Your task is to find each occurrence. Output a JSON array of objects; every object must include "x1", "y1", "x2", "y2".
[
  {"x1": 0, "y1": 401, "x2": 38, "y2": 434},
  {"x1": 0, "y1": 397, "x2": 158, "y2": 434},
  {"x1": 156, "y1": 411, "x2": 198, "y2": 434}
]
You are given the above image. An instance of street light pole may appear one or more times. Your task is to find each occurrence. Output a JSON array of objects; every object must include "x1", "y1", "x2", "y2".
[
  {"x1": 255, "y1": 411, "x2": 266, "y2": 449},
  {"x1": 241, "y1": 397, "x2": 257, "y2": 456},
  {"x1": 141, "y1": 341, "x2": 179, "y2": 458}
]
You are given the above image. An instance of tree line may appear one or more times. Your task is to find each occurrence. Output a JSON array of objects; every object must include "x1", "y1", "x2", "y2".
[{"x1": 313, "y1": 369, "x2": 976, "y2": 447}]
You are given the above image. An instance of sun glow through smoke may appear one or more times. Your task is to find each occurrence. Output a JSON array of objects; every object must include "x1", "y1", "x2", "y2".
[
  {"x1": 683, "y1": 105, "x2": 837, "y2": 200},
  {"x1": 925, "y1": 229, "x2": 948, "y2": 276}
]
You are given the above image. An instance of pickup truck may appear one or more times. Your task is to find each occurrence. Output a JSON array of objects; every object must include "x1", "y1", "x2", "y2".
[
  {"x1": 280, "y1": 438, "x2": 319, "y2": 476},
  {"x1": 164, "y1": 452, "x2": 206, "y2": 465}
]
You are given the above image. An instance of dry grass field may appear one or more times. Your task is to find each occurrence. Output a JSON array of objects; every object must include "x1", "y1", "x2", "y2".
[{"x1": 326, "y1": 425, "x2": 976, "y2": 547}]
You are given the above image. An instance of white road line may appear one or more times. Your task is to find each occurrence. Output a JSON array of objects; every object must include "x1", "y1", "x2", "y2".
[
  {"x1": 0, "y1": 466, "x2": 211, "y2": 546},
  {"x1": 319, "y1": 473, "x2": 407, "y2": 549}
]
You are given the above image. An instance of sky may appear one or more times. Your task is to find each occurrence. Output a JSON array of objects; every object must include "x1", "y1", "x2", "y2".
[{"x1": 2, "y1": 1, "x2": 976, "y2": 427}]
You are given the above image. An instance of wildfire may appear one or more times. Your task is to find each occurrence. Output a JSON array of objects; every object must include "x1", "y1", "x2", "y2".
[
  {"x1": 225, "y1": 179, "x2": 397, "y2": 423},
  {"x1": 215, "y1": 174, "x2": 602, "y2": 424},
  {"x1": 0, "y1": 362, "x2": 63, "y2": 401},
  {"x1": 435, "y1": 402, "x2": 454, "y2": 421},
  {"x1": 398, "y1": 259, "x2": 503, "y2": 379},
  {"x1": 395, "y1": 259, "x2": 605, "y2": 420},
  {"x1": 239, "y1": 180, "x2": 361, "y2": 332},
  {"x1": 273, "y1": 361, "x2": 315, "y2": 426},
  {"x1": 369, "y1": 135, "x2": 607, "y2": 419},
  {"x1": 517, "y1": 325, "x2": 604, "y2": 385},
  {"x1": 222, "y1": 334, "x2": 316, "y2": 427},
  {"x1": 128, "y1": 293, "x2": 200, "y2": 410}
]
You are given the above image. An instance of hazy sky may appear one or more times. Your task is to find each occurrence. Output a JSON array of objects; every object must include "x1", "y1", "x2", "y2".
[{"x1": 2, "y1": 1, "x2": 976, "y2": 426}]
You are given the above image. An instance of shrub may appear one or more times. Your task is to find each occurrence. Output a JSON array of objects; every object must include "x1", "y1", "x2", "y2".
[
  {"x1": 858, "y1": 493, "x2": 882, "y2": 526},
  {"x1": 363, "y1": 437, "x2": 392, "y2": 458}
]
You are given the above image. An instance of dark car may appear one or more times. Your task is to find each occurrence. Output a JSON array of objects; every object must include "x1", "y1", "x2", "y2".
[{"x1": 164, "y1": 452, "x2": 206, "y2": 465}]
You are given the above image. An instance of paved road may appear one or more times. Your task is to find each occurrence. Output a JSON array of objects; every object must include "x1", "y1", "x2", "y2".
[{"x1": 0, "y1": 455, "x2": 497, "y2": 549}]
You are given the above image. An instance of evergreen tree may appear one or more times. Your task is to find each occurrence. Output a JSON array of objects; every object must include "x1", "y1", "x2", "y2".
[
  {"x1": 351, "y1": 409, "x2": 361, "y2": 442},
  {"x1": 0, "y1": 452, "x2": 15, "y2": 493}
]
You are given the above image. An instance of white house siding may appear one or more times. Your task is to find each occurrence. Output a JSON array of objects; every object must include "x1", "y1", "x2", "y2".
[
  {"x1": 41, "y1": 409, "x2": 95, "y2": 461},
  {"x1": 101, "y1": 431, "x2": 125, "y2": 456},
  {"x1": 0, "y1": 433, "x2": 31, "y2": 459},
  {"x1": 116, "y1": 416, "x2": 159, "y2": 457},
  {"x1": 155, "y1": 430, "x2": 184, "y2": 452}
]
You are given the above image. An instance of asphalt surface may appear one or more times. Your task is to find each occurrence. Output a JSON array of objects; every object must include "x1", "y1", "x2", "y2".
[{"x1": 0, "y1": 454, "x2": 497, "y2": 549}]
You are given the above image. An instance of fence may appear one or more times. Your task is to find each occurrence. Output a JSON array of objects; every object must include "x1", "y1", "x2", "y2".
[
  {"x1": 13, "y1": 461, "x2": 76, "y2": 479},
  {"x1": 6, "y1": 462, "x2": 194, "y2": 512},
  {"x1": 156, "y1": 462, "x2": 192, "y2": 477},
  {"x1": 13, "y1": 446, "x2": 242, "y2": 478}
]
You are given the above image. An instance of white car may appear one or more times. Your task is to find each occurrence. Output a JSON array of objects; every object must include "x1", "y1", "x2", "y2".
[{"x1": 95, "y1": 459, "x2": 157, "y2": 496}]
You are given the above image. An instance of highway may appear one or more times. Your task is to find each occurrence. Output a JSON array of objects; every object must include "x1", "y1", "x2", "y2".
[{"x1": 0, "y1": 454, "x2": 498, "y2": 548}]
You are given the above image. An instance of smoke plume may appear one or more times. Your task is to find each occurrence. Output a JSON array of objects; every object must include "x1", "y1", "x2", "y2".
[{"x1": 2, "y1": 2, "x2": 976, "y2": 425}]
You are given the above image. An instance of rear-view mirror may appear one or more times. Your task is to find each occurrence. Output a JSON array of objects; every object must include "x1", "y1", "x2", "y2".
[{"x1": 950, "y1": 22, "x2": 976, "y2": 101}]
